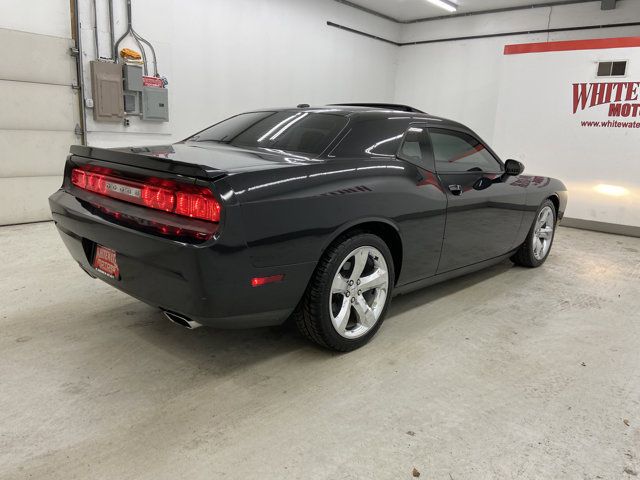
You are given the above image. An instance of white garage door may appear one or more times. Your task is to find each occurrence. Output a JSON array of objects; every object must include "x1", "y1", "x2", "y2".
[{"x1": 0, "y1": 27, "x2": 80, "y2": 225}]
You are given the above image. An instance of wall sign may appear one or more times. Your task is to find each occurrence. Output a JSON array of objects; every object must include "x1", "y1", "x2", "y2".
[{"x1": 573, "y1": 81, "x2": 640, "y2": 128}]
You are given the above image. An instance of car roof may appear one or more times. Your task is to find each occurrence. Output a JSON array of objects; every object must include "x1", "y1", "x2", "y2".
[{"x1": 247, "y1": 105, "x2": 469, "y2": 131}]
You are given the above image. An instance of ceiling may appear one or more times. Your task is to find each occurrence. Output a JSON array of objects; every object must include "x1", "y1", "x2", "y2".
[{"x1": 346, "y1": 0, "x2": 595, "y2": 22}]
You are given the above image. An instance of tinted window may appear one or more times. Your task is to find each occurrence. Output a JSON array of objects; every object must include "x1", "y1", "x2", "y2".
[
  {"x1": 190, "y1": 111, "x2": 348, "y2": 156},
  {"x1": 191, "y1": 111, "x2": 275, "y2": 142},
  {"x1": 430, "y1": 129, "x2": 501, "y2": 173},
  {"x1": 331, "y1": 119, "x2": 409, "y2": 157},
  {"x1": 397, "y1": 126, "x2": 435, "y2": 171}
]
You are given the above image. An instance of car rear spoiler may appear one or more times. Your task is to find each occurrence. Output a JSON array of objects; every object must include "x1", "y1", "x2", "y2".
[
  {"x1": 329, "y1": 103, "x2": 426, "y2": 113},
  {"x1": 69, "y1": 145, "x2": 226, "y2": 181}
]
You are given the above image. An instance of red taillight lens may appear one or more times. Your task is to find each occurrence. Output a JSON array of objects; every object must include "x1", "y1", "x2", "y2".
[
  {"x1": 142, "y1": 185, "x2": 176, "y2": 212},
  {"x1": 71, "y1": 169, "x2": 87, "y2": 188},
  {"x1": 70, "y1": 167, "x2": 220, "y2": 223},
  {"x1": 175, "y1": 192, "x2": 221, "y2": 222},
  {"x1": 87, "y1": 172, "x2": 106, "y2": 193}
]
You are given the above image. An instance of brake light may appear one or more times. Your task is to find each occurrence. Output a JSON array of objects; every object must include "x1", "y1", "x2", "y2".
[
  {"x1": 71, "y1": 168, "x2": 86, "y2": 188},
  {"x1": 175, "y1": 191, "x2": 221, "y2": 221},
  {"x1": 71, "y1": 168, "x2": 220, "y2": 222},
  {"x1": 142, "y1": 185, "x2": 175, "y2": 212}
]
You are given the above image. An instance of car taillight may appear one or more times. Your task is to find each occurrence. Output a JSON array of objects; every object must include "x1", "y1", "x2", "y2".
[
  {"x1": 71, "y1": 168, "x2": 87, "y2": 188},
  {"x1": 175, "y1": 191, "x2": 221, "y2": 222},
  {"x1": 142, "y1": 185, "x2": 176, "y2": 213},
  {"x1": 70, "y1": 167, "x2": 220, "y2": 223}
]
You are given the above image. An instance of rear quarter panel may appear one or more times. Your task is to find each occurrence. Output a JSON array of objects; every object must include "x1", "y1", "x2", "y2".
[{"x1": 225, "y1": 157, "x2": 448, "y2": 286}]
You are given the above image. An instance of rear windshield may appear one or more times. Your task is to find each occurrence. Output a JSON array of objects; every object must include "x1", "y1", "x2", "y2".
[{"x1": 189, "y1": 111, "x2": 348, "y2": 156}]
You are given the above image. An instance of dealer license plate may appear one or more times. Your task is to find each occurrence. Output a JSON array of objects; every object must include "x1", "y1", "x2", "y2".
[{"x1": 92, "y1": 245, "x2": 120, "y2": 279}]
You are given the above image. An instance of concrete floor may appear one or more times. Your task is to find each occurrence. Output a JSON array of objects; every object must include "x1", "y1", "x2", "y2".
[{"x1": 1, "y1": 222, "x2": 639, "y2": 480}]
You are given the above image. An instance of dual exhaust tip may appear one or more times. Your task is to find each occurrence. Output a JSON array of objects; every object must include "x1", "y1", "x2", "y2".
[{"x1": 163, "y1": 311, "x2": 202, "y2": 330}]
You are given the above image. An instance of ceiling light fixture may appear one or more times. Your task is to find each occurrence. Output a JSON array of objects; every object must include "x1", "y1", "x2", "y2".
[{"x1": 426, "y1": 0, "x2": 458, "y2": 13}]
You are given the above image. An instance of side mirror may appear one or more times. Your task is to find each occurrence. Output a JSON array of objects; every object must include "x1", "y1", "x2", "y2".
[{"x1": 504, "y1": 159, "x2": 524, "y2": 176}]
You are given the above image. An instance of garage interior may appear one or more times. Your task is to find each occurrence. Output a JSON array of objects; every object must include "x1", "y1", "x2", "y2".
[{"x1": 1, "y1": 0, "x2": 640, "y2": 478}]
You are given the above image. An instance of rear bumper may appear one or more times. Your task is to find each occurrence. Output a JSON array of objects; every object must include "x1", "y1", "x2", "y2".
[{"x1": 49, "y1": 189, "x2": 315, "y2": 328}]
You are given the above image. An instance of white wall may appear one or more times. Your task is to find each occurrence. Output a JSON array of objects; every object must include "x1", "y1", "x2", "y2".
[
  {"x1": 80, "y1": 0, "x2": 401, "y2": 147},
  {"x1": 393, "y1": 0, "x2": 640, "y2": 228},
  {"x1": 493, "y1": 44, "x2": 640, "y2": 227},
  {"x1": 395, "y1": 0, "x2": 640, "y2": 142}
]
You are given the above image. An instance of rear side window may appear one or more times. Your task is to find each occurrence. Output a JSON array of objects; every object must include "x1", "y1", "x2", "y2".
[
  {"x1": 190, "y1": 111, "x2": 348, "y2": 156},
  {"x1": 397, "y1": 126, "x2": 435, "y2": 171},
  {"x1": 430, "y1": 128, "x2": 501, "y2": 173},
  {"x1": 330, "y1": 119, "x2": 409, "y2": 157}
]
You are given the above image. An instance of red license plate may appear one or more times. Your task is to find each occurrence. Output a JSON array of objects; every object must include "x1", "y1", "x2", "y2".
[{"x1": 92, "y1": 245, "x2": 119, "y2": 279}]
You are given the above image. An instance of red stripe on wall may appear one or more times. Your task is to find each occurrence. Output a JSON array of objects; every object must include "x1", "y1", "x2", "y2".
[{"x1": 504, "y1": 36, "x2": 640, "y2": 55}]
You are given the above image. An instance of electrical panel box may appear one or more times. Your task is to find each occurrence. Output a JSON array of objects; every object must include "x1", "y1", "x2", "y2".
[
  {"x1": 142, "y1": 86, "x2": 169, "y2": 122},
  {"x1": 90, "y1": 61, "x2": 124, "y2": 122},
  {"x1": 123, "y1": 93, "x2": 137, "y2": 113},
  {"x1": 123, "y1": 64, "x2": 143, "y2": 92}
]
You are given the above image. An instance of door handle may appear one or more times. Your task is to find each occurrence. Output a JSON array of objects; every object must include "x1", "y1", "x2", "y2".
[{"x1": 448, "y1": 184, "x2": 462, "y2": 196}]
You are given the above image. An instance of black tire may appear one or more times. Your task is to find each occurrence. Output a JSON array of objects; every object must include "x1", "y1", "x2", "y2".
[
  {"x1": 511, "y1": 199, "x2": 557, "y2": 268},
  {"x1": 294, "y1": 232, "x2": 395, "y2": 351}
]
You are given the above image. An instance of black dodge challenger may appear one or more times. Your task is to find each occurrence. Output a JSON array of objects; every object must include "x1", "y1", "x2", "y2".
[{"x1": 50, "y1": 104, "x2": 567, "y2": 351}]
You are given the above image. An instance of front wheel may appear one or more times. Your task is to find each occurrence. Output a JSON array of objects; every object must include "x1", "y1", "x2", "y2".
[
  {"x1": 295, "y1": 233, "x2": 394, "y2": 351},
  {"x1": 511, "y1": 199, "x2": 557, "y2": 268}
]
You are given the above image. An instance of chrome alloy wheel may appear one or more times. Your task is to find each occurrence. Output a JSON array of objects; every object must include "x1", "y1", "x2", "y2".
[
  {"x1": 532, "y1": 206, "x2": 555, "y2": 260},
  {"x1": 329, "y1": 246, "x2": 389, "y2": 339}
]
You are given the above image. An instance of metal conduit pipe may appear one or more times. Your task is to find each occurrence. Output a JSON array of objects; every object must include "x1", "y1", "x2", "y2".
[
  {"x1": 72, "y1": 0, "x2": 87, "y2": 145},
  {"x1": 107, "y1": 0, "x2": 115, "y2": 59},
  {"x1": 92, "y1": 0, "x2": 100, "y2": 58},
  {"x1": 113, "y1": 0, "x2": 159, "y2": 76}
]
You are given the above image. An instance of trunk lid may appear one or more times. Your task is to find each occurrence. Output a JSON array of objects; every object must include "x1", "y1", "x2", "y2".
[{"x1": 70, "y1": 141, "x2": 319, "y2": 181}]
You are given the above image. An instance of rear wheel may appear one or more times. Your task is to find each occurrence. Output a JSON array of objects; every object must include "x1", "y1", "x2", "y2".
[
  {"x1": 295, "y1": 233, "x2": 394, "y2": 351},
  {"x1": 511, "y1": 199, "x2": 557, "y2": 267}
]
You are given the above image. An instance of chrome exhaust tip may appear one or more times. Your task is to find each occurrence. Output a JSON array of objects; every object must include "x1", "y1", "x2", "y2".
[{"x1": 163, "y1": 311, "x2": 203, "y2": 330}]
